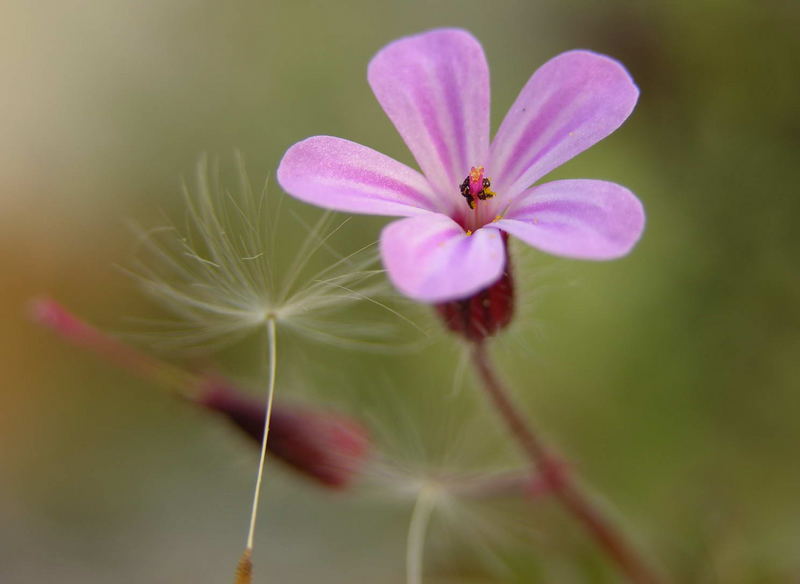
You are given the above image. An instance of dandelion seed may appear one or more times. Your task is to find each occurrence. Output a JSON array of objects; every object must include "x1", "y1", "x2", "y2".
[
  {"x1": 366, "y1": 455, "x2": 561, "y2": 582},
  {"x1": 123, "y1": 155, "x2": 418, "y2": 583}
]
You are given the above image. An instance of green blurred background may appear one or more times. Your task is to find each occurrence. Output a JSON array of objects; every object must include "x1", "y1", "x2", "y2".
[{"x1": 2, "y1": 1, "x2": 799, "y2": 582}]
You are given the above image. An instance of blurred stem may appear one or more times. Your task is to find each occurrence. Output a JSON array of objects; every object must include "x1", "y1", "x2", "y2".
[
  {"x1": 446, "y1": 468, "x2": 562, "y2": 500},
  {"x1": 406, "y1": 484, "x2": 437, "y2": 584},
  {"x1": 31, "y1": 297, "x2": 197, "y2": 397},
  {"x1": 241, "y1": 316, "x2": 278, "y2": 574},
  {"x1": 471, "y1": 340, "x2": 665, "y2": 584}
]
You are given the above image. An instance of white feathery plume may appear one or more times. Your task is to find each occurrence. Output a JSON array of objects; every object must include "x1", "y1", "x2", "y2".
[{"x1": 124, "y1": 155, "x2": 422, "y2": 351}]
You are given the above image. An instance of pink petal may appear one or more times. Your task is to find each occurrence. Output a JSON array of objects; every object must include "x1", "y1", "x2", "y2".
[
  {"x1": 368, "y1": 29, "x2": 490, "y2": 207},
  {"x1": 380, "y1": 214, "x2": 506, "y2": 303},
  {"x1": 489, "y1": 51, "x2": 639, "y2": 198},
  {"x1": 277, "y1": 136, "x2": 437, "y2": 216},
  {"x1": 277, "y1": 136, "x2": 439, "y2": 217},
  {"x1": 491, "y1": 180, "x2": 644, "y2": 260}
]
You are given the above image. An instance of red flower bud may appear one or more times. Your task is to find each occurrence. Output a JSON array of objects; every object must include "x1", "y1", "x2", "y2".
[{"x1": 196, "y1": 381, "x2": 370, "y2": 489}]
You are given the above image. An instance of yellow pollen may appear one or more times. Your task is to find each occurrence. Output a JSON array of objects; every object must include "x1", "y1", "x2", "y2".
[
  {"x1": 465, "y1": 229, "x2": 473, "y2": 236},
  {"x1": 493, "y1": 215, "x2": 503, "y2": 222}
]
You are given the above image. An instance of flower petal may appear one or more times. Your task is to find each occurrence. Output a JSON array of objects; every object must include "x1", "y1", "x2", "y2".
[
  {"x1": 490, "y1": 179, "x2": 644, "y2": 260},
  {"x1": 489, "y1": 51, "x2": 639, "y2": 197},
  {"x1": 368, "y1": 29, "x2": 490, "y2": 205},
  {"x1": 380, "y1": 214, "x2": 505, "y2": 303},
  {"x1": 277, "y1": 136, "x2": 439, "y2": 217}
]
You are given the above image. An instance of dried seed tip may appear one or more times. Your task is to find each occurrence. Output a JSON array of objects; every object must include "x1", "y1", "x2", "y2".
[
  {"x1": 435, "y1": 235, "x2": 514, "y2": 342},
  {"x1": 196, "y1": 380, "x2": 371, "y2": 489},
  {"x1": 234, "y1": 548, "x2": 253, "y2": 584}
]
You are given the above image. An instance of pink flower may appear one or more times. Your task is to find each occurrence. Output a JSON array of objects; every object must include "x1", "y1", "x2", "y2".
[{"x1": 278, "y1": 29, "x2": 644, "y2": 303}]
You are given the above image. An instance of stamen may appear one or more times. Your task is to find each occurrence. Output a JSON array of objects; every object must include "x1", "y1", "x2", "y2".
[
  {"x1": 459, "y1": 176, "x2": 475, "y2": 210},
  {"x1": 478, "y1": 178, "x2": 496, "y2": 201}
]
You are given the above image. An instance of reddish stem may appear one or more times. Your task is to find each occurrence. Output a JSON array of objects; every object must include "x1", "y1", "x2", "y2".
[
  {"x1": 31, "y1": 297, "x2": 196, "y2": 395},
  {"x1": 445, "y1": 468, "x2": 566, "y2": 500},
  {"x1": 472, "y1": 341, "x2": 665, "y2": 584}
]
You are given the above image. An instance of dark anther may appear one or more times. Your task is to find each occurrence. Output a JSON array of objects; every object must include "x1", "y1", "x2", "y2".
[
  {"x1": 461, "y1": 174, "x2": 496, "y2": 208},
  {"x1": 460, "y1": 177, "x2": 476, "y2": 209},
  {"x1": 477, "y1": 177, "x2": 495, "y2": 201}
]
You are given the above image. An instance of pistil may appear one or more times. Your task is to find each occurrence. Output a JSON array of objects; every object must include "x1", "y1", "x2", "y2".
[{"x1": 459, "y1": 166, "x2": 496, "y2": 211}]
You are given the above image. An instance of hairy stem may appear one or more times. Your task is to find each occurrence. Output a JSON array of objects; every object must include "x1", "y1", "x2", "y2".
[{"x1": 471, "y1": 341, "x2": 665, "y2": 584}]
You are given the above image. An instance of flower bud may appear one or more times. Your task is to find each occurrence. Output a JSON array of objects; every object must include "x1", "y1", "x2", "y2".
[
  {"x1": 196, "y1": 380, "x2": 370, "y2": 489},
  {"x1": 435, "y1": 236, "x2": 514, "y2": 342}
]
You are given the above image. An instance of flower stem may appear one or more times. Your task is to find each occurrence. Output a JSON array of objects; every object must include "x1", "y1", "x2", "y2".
[
  {"x1": 406, "y1": 484, "x2": 437, "y2": 584},
  {"x1": 445, "y1": 468, "x2": 562, "y2": 500},
  {"x1": 30, "y1": 297, "x2": 197, "y2": 397},
  {"x1": 471, "y1": 340, "x2": 665, "y2": 584},
  {"x1": 237, "y1": 316, "x2": 278, "y2": 583}
]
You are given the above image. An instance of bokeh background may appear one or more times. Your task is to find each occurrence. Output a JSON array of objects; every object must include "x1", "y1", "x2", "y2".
[{"x1": 2, "y1": 1, "x2": 799, "y2": 582}]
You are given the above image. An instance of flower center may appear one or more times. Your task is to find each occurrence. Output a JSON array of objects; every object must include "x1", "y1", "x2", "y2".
[{"x1": 459, "y1": 166, "x2": 496, "y2": 210}]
